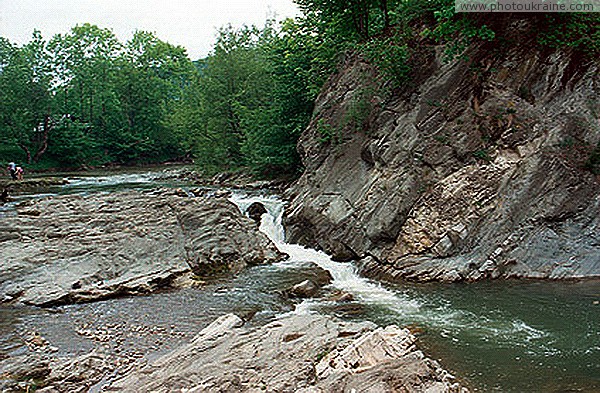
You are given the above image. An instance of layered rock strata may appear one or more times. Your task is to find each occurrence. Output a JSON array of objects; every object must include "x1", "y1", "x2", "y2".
[
  {"x1": 107, "y1": 313, "x2": 467, "y2": 393},
  {"x1": 286, "y1": 21, "x2": 600, "y2": 282}
]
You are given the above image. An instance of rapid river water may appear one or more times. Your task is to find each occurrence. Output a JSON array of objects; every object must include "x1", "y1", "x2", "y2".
[{"x1": 1, "y1": 169, "x2": 598, "y2": 392}]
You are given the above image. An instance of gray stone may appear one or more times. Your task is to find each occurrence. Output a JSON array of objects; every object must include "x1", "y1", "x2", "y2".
[
  {"x1": 289, "y1": 280, "x2": 320, "y2": 298},
  {"x1": 107, "y1": 313, "x2": 466, "y2": 392},
  {"x1": 0, "y1": 190, "x2": 286, "y2": 306}
]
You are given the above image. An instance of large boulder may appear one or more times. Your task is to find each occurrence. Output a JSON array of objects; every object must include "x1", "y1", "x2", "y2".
[
  {"x1": 289, "y1": 280, "x2": 320, "y2": 298},
  {"x1": 0, "y1": 189, "x2": 285, "y2": 306},
  {"x1": 285, "y1": 21, "x2": 600, "y2": 282},
  {"x1": 107, "y1": 313, "x2": 466, "y2": 392}
]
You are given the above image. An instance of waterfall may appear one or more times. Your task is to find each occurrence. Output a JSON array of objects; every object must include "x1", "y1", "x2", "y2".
[{"x1": 229, "y1": 193, "x2": 422, "y2": 315}]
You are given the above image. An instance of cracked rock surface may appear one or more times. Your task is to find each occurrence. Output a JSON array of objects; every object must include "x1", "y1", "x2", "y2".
[{"x1": 0, "y1": 189, "x2": 285, "y2": 307}]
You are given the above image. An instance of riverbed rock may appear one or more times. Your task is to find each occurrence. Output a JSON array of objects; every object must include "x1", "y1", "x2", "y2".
[
  {"x1": 0, "y1": 177, "x2": 68, "y2": 193},
  {"x1": 326, "y1": 290, "x2": 354, "y2": 303},
  {"x1": 283, "y1": 264, "x2": 334, "y2": 299},
  {"x1": 0, "y1": 349, "x2": 140, "y2": 393},
  {"x1": 285, "y1": 20, "x2": 600, "y2": 282},
  {"x1": 246, "y1": 201, "x2": 268, "y2": 223},
  {"x1": 0, "y1": 189, "x2": 285, "y2": 306},
  {"x1": 107, "y1": 313, "x2": 466, "y2": 392},
  {"x1": 0, "y1": 353, "x2": 50, "y2": 390},
  {"x1": 289, "y1": 279, "x2": 320, "y2": 298}
]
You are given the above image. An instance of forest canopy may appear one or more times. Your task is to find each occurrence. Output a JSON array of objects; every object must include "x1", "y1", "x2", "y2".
[{"x1": 1, "y1": 0, "x2": 598, "y2": 176}]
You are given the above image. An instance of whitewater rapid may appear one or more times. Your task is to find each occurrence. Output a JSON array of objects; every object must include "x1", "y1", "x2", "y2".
[{"x1": 229, "y1": 193, "x2": 550, "y2": 349}]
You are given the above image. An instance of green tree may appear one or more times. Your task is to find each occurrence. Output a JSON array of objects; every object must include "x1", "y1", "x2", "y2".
[
  {"x1": 0, "y1": 31, "x2": 54, "y2": 164},
  {"x1": 47, "y1": 24, "x2": 122, "y2": 164},
  {"x1": 295, "y1": 0, "x2": 397, "y2": 40},
  {"x1": 114, "y1": 30, "x2": 195, "y2": 163},
  {"x1": 45, "y1": 25, "x2": 195, "y2": 165}
]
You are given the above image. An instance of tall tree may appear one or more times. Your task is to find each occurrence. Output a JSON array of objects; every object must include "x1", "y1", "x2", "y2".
[
  {"x1": 117, "y1": 30, "x2": 196, "y2": 162},
  {"x1": 0, "y1": 31, "x2": 54, "y2": 163}
]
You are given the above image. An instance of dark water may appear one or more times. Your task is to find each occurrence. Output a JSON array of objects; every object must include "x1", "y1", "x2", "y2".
[
  {"x1": 1, "y1": 170, "x2": 598, "y2": 392},
  {"x1": 353, "y1": 280, "x2": 600, "y2": 392}
]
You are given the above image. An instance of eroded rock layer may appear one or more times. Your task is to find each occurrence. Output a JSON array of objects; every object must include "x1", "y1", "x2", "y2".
[
  {"x1": 0, "y1": 189, "x2": 285, "y2": 306},
  {"x1": 286, "y1": 22, "x2": 600, "y2": 282},
  {"x1": 107, "y1": 313, "x2": 466, "y2": 393}
]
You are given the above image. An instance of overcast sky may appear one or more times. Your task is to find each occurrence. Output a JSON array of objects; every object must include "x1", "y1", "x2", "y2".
[{"x1": 0, "y1": 0, "x2": 300, "y2": 59}]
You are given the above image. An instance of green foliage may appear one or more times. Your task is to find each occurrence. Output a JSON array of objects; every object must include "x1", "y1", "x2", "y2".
[
  {"x1": 585, "y1": 143, "x2": 600, "y2": 175},
  {"x1": 537, "y1": 14, "x2": 600, "y2": 56},
  {"x1": 169, "y1": 18, "x2": 338, "y2": 176},
  {"x1": 0, "y1": 25, "x2": 196, "y2": 168},
  {"x1": 317, "y1": 119, "x2": 338, "y2": 144},
  {"x1": 360, "y1": 33, "x2": 410, "y2": 83},
  {"x1": 47, "y1": 118, "x2": 97, "y2": 166},
  {"x1": 427, "y1": 3, "x2": 495, "y2": 61},
  {"x1": 343, "y1": 86, "x2": 375, "y2": 132},
  {"x1": 0, "y1": 31, "x2": 54, "y2": 163},
  {"x1": 473, "y1": 149, "x2": 492, "y2": 162},
  {"x1": 295, "y1": 0, "x2": 375, "y2": 40}
]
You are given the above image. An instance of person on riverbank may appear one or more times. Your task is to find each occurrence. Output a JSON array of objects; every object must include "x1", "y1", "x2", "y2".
[
  {"x1": 7, "y1": 163, "x2": 17, "y2": 180},
  {"x1": 15, "y1": 166, "x2": 24, "y2": 180}
]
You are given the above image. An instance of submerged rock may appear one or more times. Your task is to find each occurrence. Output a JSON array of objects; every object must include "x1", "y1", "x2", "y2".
[
  {"x1": 0, "y1": 190, "x2": 285, "y2": 306},
  {"x1": 107, "y1": 313, "x2": 466, "y2": 392}
]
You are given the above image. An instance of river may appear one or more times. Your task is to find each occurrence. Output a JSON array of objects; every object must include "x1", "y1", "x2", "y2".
[{"x1": 1, "y1": 169, "x2": 599, "y2": 392}]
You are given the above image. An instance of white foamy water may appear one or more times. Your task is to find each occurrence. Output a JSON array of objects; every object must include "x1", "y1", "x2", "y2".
[
  {"x1": 66, "y1": 172, "x2": 161, "y2": 187},
  {"x1": 229, "y1": 193, "x2": 549, "y2": 346}
]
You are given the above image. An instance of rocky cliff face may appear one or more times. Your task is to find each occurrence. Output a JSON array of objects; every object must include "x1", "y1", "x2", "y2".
[{"x1": 286, "y1": 21, "x2": 600, "y2": 282}]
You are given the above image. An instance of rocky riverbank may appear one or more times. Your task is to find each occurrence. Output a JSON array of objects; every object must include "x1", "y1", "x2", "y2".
[
  {"x1": 285, "y1": 19, "x2": 600, "y2": 282},
  {"x1": 0, "y1": 189, "x2": 285, "y2": 307},
  {"x1": 0, "y1": 178, "x2": 68, "y2": 195},
  {"x1": 105, "y1": 313, "x2": 466, "y2": 393},
  {"x1": 1, "y1": 313, "x2": 467, "y2": 393}
]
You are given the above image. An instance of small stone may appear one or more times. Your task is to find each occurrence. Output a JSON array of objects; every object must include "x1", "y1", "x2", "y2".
[
  {"x1": 282, "y1": 333, "x2": 304, "y2": 342},
  {"x1": 289, "y1": 280, "x2": 319, "y2": 298},
  {"x1": 479, "y1": 260, "x2": 496, "y2": 272}
]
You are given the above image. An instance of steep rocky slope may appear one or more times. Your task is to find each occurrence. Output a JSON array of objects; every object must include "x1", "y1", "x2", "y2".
[{"x1": 286, "y1": 20, "x2": 600, "y2": 282}]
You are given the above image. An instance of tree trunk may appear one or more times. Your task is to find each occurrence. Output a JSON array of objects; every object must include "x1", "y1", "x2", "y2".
[
  {"x1": 381, "y1": 0, "x2": 389, "y2": 31},
  {"x1": 351, "y1": 1, "x2": 370, "y2": 40},
  {"x1": 18, "y1": 143, "x2": 32, "y2": 164},
  {"x1": 89, "y1": 90, "x2": 94, "y2": 123},
  {"x1": 33, "y1": 114, "x2": 51, "y2": 163}
]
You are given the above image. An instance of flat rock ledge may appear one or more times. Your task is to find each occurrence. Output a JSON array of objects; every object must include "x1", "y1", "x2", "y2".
[
  {"x1": 0, "y1": 189, "x2": 285, "y2": 306},
  {"x1": 0, "y1": 177, "x2": 68, "y2": 193},
  {"x1": 106, "y1": 313, "x2": 467, "y2": 393}
]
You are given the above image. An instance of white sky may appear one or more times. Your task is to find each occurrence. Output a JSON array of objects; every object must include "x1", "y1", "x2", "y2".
[{"x1": 0, "y1": 0, "x2": 301, "y2": 59}]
